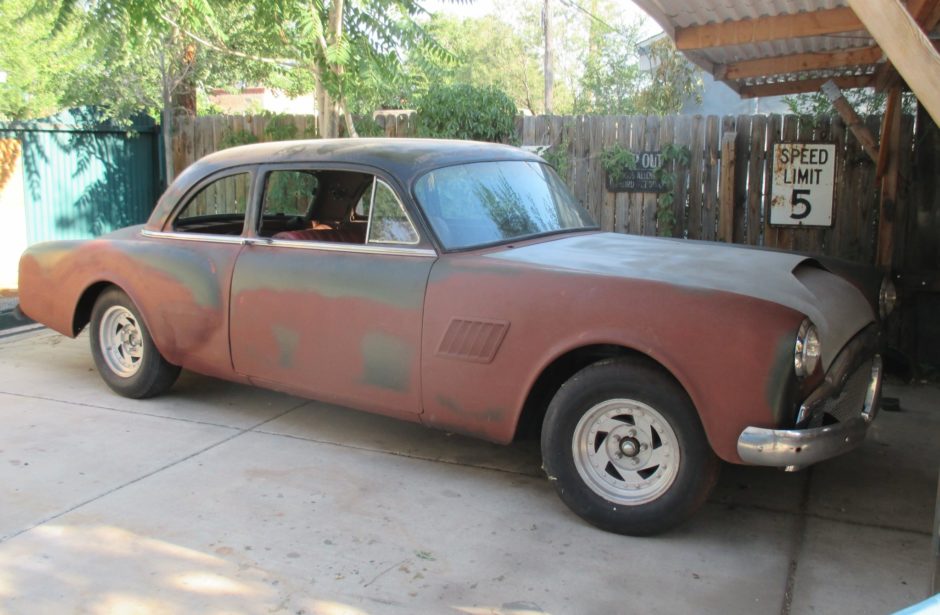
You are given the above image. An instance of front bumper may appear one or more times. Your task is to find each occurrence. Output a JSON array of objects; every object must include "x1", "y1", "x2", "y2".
[{"x1": 737, "y1": 337, "x2": 883, "y2": 469}]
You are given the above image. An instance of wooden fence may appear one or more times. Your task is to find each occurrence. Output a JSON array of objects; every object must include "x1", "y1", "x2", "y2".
[
  {"x1": 173, "y1": 112, "x2": 918, "y2": 267},
  {"x1": 519, "y1": 114, "x2": 915, "y2": 267}
]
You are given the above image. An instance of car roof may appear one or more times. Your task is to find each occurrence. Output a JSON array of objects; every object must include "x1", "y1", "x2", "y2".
[
  {"x1": 147, "y1": 139, "x2": 542, "y2": 231},
  {"x1": 198, "y1": 138, "x2": 538, "y2": 179}
]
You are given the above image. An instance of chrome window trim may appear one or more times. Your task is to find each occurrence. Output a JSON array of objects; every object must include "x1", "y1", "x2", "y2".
[
  {"x1": 140, "y1": 229, "x2": 245, "y2": 245},
  {"x1": 142, "y1": 229, "x2": 435, "y2": 256},
  {"x1": 261, "y1": 238, "x2": 436, "y2": 257}
]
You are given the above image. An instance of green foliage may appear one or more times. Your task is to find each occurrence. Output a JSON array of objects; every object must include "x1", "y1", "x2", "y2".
[
  {"x1": 262, "y1": 113, "x2": 298, "y2": 141},
  {"x1": 575, "y1": 7, "x2": 644, "y2": 115},
  {"x1": 541, "y1": 136, "x2": 570, "y2": 180},
  {"x1": 634, "y1": 38, "x2": 702, "y2": 115},
  {"x1": 601, "y1": 142, "x2": 689, "y2": 236},
  {"x1": 600, "y1": 144, "x2": 637, "y2": 184},
  {"x1": 783, "y1": 88, "x2": 917, "y2": 118},
  {"x1": 219, "y1": 129, "x2": 258, "y2": 149},
  {"x1": 416, "y1": 84, "x2": 517, "y2": 143},
  {"x1": 653, "y1": 144, "x2": 690, "y2": 237},
  {"x1": 351, "y1": 115, "x2": 385, "y2": 137},
  {"x1": 0, "y1": 0, "x2": 91, "y2": 120},
  {"x1": 408, "y1": 13, "x2": 545, "y2": 114}
]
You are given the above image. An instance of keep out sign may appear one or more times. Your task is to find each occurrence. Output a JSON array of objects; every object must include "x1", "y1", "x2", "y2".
[{"x1": 770, "y1": 143, "x2": 836, "y2": 227}]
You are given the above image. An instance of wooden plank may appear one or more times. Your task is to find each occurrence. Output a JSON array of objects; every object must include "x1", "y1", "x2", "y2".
[
  {"x1": 642, "y1": 115, "x2": 661, "y2": 236},
  {"x1": 758, "y1": 114, "x2": 778, "y2": 247},
  {"x1": 793, "y1": 115, "x2": 823, "y2": 253},
  {"x1": 171, "y1": 117, "x2": 185, "y2": 180},
  {"x1": 717, "y1": 46, "x2": 884, "y2": 81},
  {"x1": 718, "y1": 129, "x2": 736, "y2": 243},
  {"x1": 739, "y1": 75, "x2": 871, "y2": 98},
  {"x1": 192, "y1": 117, "x2": 206, "y2": 164},
  {"x1": 856, "y1": 116, "x2": 883, "y2": 264},
  {"x1": 657, "y1": 115, "x2": 675, "y2": 237},
  {"x1": 182, "y1": 115, "x2": 195, "y2": 173},
  {"x1": 675, "y1": 7, "x2": 862, "y2": 50},
  {"x1": 893, "y1": 113, "x2": 915, "y2": 267},
  {"x1": 627, "y1": 116, "x2": 645, "y2": 235},
  {"x1": 613, "y1": 117, "x2": 630, "y2": 233},
  {"x1": 822, "y1": 80, "x2": 880, "y2": 162},
  {"x1": 829, "y1": 115, "x2": 852, "y2": 259},
  {"x1": 687, "y1": 115, "x2": 705, "y2": 239},
  {"x1": 600, "y1": 117, "x2": 616, "y2": 232},
  {"x1": 877, "y1": 87, "x2": 903, "y2": 267},
  {"x1": 671, "y1": 115, "x2": 693, "y2": 238},
  {"x1": 876, "y1": 88, "x2": 901, "y2": 180},
  {"x1": 810, "y1": 115, "x2": 833, "y2": 255},
  {"x1": 702, "y1": 115, "x2": 720, "y2": 241},
  {"x1": 848, "y1": 0, "x2": 940, "y2": 125},
  {"x1": 733, "y1": 115, "x2": 752, "y2": 244},
  {"x1": 775, "y1": 115, "x2": 800, "y2": 251}
]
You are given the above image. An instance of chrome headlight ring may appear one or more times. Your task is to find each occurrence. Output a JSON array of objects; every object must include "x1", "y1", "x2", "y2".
[
  {"x1": 794, "y1": 319, "x2": 822, "y2": 378},
  {"x1": 879, "y1": 276, "x2": 897, "y2": 319}
]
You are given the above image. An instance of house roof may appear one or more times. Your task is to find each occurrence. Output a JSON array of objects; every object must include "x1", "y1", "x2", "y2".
[{"x1": 632, "y1": 0, "x2": 940, "y2": 98}]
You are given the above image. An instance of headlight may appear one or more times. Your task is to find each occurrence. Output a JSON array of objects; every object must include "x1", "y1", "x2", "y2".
[
  {"x1": 794, "y1": 319, "x2": 821, "y2": 378},
  {"x1": 879, "y1": 276, "x2": 897, "y2": 319}
]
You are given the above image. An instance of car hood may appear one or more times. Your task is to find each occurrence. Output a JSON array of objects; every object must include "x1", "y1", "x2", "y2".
[{"x1": 487, "y1": 232, "x2": 875, "y2": 371}]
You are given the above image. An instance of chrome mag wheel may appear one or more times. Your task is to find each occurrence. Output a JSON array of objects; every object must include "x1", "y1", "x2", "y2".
[
  {"x1": 98, "y1": 305, "x2": 144, "y2": 377},
  {"x1": 572, "y1": 398, "x2": 680, "y2": 506}
]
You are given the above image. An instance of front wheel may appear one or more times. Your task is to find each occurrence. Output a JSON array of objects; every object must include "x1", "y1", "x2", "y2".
[
  {"x1": 89, "y1": 287, "x2": 181, "y2": 399},
  {"x1": 541, "y1": 357, "x2": 719, "y2": 535}
]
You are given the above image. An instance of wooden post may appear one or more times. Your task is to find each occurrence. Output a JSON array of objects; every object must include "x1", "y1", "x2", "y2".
[
  {"x1": 822, "y1": 80, "x2": 880, "y2": 163},
  {"x1": 718, "y1": 131, "x2": 736, "y2": 242},
  {"x1": 877, "y1": 86, "x2": 903, "y2": 267},
  {"x1": 847, "y1": 0, "x2": 940, "y2": 126}
]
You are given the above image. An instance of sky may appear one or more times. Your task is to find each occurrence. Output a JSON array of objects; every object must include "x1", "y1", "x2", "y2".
[{"x1": 421, "y1": 0, "x2": 664, "y2": 38}]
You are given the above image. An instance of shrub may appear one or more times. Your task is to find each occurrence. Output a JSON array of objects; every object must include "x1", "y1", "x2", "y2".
[{"x1": 416, "y1": 84, "x2": 517, "y2": 143}]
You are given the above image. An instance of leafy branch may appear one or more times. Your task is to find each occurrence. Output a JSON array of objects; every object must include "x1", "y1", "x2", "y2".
[
  {"x1": 600, "y1": 144, "x2": 636, "y2": 184},
  {"x1": 653, "y1": 143, "x2": 690, "y2": 237}
]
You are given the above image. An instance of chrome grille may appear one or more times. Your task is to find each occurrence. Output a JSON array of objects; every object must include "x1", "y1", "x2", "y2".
[{"x1": 817, "y1": 360, "x2": 873, "y2": 423}]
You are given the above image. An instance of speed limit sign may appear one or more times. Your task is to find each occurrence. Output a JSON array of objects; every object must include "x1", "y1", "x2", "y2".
[{"x1": 770, "y1": 143, "x2": 836, "y2": 227}]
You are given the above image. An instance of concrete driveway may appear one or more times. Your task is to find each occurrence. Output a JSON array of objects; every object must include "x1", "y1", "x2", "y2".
[{"x1": 0, "y1": 329, "x2": 937, "y2": 615}]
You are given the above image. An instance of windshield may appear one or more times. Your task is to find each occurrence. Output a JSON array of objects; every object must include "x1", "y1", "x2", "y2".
[{"x1": 414, "y1": 160, "x2": 596, "y2": 250}]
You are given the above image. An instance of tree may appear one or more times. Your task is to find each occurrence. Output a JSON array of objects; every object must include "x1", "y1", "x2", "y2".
[
  {"x1": 783, "y1": 88, "x2": 917, "y2": 117},
  {"x1": 408, "y1": 14, "x2": 544, "y2": 113},
  {"x1": 633, "y1": 37, "x2": 702, "y2": 115},
  {"x1": 49, "y1": 0, "x2": 263, "y2": 180},
  {"x1": 0, "y1": 0, "x2": 90, "y2": 120},
  {"x1": 575, "y1": 4, "x2": 644, "y2": 115},
  {"x1": 235, "y1": 0, "x2": 453, "y2": 138}
]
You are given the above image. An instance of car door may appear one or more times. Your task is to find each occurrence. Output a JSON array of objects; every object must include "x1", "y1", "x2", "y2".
[
  {"x1": 229, "y1": 165, "x2": 437, "y2": 418},
  {"x1": 139, "y1": 167, "x2": 254, "y2": 381}
]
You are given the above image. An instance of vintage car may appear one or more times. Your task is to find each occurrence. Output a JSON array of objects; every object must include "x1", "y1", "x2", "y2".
[{"x1": 17, "y1": 139, "x2": 894, "y2": 535}]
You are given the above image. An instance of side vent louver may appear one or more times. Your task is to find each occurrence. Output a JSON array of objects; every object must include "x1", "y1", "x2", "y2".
[{"x1": 436, "y1": 318, "x2": 510, "y2": 364}]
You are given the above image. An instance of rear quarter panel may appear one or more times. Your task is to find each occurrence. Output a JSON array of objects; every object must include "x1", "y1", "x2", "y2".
[{"x1": 18, "y1": 232, "x2": 242, "y2": 382}]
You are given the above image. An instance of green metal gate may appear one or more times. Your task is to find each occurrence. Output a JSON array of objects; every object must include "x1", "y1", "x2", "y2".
[{"x1": 0, "y1": 108, "x2": 162, "y2": 245}]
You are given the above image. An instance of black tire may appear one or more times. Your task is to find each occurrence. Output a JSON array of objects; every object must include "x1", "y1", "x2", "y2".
[
  {"x1": 541, "y1": 357, "x2": 720, "y2": 536},
  {"x1": 89, "y1": 287, "x2": 181, "y2": 399}
]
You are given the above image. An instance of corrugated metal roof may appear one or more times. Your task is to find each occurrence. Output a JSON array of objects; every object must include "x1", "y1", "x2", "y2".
[{"x1": 632, "y1": 0, "x2": 939, "y2": 95}]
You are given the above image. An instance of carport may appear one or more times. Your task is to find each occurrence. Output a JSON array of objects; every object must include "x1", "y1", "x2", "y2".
[{"x1": 631, "y1": 0, "x2": 940, "y2": 598}]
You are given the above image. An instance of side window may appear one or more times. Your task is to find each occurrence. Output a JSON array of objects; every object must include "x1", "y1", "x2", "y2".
[
  {"x1": 174, "y1": 172, "x2": 250, "y2": 234},
  {"x1": 354, "y1": 179, "x2": 373, "y2": 220},
  {"x1": 368, "y1": 180, "x2": 419, "y2": 245}
]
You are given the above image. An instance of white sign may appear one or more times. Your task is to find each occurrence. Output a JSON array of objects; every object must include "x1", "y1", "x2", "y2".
[{"x1": 770, "y1": 143, "x2": 836, "y2": 227}]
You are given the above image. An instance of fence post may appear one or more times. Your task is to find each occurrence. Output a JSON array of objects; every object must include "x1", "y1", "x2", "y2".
[{"x1": 718, "y1": 131, "x2": 736, "y2": 242}]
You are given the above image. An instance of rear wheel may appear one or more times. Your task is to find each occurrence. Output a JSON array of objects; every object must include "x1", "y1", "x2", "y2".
[
  {"x1": 89, "y1": 288, "x2": 180, "y2": 398},
  {"x1": 541, "y1": 357, "x2": 720, "y2": 535}
]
